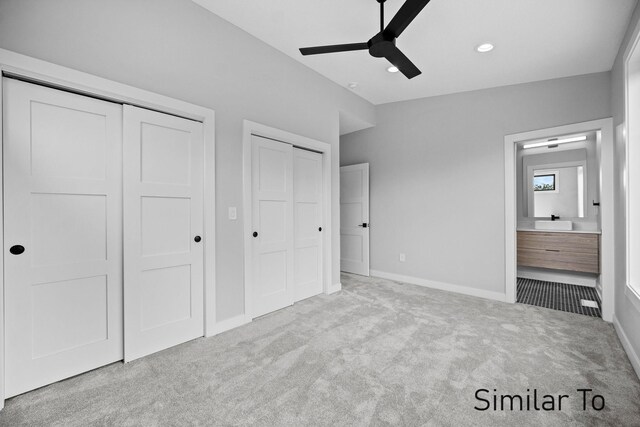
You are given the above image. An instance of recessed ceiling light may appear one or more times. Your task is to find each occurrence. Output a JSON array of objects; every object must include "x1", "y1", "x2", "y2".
[
  {"x1": 523, "y1": 135, "x2": 587, "y2": 149},
  {"x1": 348, "y1": 82, "x2": 358, "y2": 89},
  {"x1": 387, "y1": 66, "x2": 399, "y2": 73},
  {"x1": 476, "y1": 43, "x2": 494, "y2": 53}
]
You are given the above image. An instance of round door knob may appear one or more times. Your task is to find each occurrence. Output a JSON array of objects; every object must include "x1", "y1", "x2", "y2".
[
  {"x1": 318, "y1": 227, "x2": 322, "y2": 232},
  {"x1": 253, "y1": 232, "x2": 258, "y2": 238},
  {"x1": 9, "y1": 245, "x2": 25, "y2": 255},
  {"x1": 194, "y1": 236, "x2": 202, "y2": 243}
]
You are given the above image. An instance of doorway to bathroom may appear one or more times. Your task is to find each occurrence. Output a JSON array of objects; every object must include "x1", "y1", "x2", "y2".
[{"x1": 504, "y1": 119, "x2": 615, "y2": 321}]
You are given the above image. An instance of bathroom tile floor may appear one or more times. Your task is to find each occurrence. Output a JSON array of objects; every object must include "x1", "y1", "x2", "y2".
[{"x1": 517, "y1": 277, "x2": 601, "y2": 317}]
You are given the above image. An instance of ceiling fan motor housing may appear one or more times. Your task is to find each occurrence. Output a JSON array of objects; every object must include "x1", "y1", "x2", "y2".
[{"x1": 368, "y1": 33, "x2": 396, "y2": 58}]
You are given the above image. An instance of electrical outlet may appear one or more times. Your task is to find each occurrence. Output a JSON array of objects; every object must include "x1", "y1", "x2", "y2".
[
  {"x1": 399, "y1": 253, "x2": 406, "y2": 262},
  {"x1": 228, "y1": 207, "x2": 237, "y2": 220}
]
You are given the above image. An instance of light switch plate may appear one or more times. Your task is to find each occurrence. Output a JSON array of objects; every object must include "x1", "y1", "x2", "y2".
[
  {"x1": 228, "y1": 207, "x2": 237, "y2": 220},
  {"x1": 399, "y1": 253, "x2": 406, "y2": 262}
]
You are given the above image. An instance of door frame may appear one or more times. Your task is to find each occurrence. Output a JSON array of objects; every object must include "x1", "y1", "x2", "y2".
[
  {"x1": 503, "y1": 118, "x2": 615, "y2": 321},
  {"x1": 242, "y1": 120, "x2": 333, "y2": 320},
  {"x1": 0, "y1": 48, "x2": 216, "y2": 409}
]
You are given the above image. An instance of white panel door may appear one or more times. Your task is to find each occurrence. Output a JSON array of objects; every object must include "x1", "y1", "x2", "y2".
[
  {"x1": 340, "y1": 163, "x2": 370, "y2": 276},
  {"x1": 3, "y1": 79, "x2": 123, "y2": 397},
  {"x1": 123, "y1": 105, "x2": 204, "y2": 362},
  {"x1": 251, "y1": 135, "x2": 294, "y2": 317},
  {"x1": 293, "y1": 148, "x2": 323, "y2": 302}
]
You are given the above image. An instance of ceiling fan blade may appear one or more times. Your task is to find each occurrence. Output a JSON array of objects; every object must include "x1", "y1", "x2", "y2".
[
  {"x1": 384, "y1": 0, "x2": 432, "y2": 38},
  {"x1": 300, "y1": 43, "x2": 369, "y2": 56},
  {"x1": 383, "y1": 45, "x2": 421, "y2": 79}
]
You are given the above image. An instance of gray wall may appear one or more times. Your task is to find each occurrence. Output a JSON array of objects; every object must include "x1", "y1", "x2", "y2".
[
  {"x1": 611, "y1": 2, "x2": 640, "y2": 372},
  {"x1": 341, "y1": 73, "x2": 611, "y2": 294},
  {"x1": 0, "y1": 0, "x2": 375, "y2": 322}
]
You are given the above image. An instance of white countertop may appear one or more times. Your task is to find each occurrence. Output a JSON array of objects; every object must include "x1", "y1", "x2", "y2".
[{"x1": 517, "y1": 228, "x2": 601, "y2": 235}]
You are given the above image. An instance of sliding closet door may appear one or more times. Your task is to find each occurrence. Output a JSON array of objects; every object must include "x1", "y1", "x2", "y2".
[
  {"x1": 3, "y1": 79, "x2": 123, "y2": 397},
  {"x1": 123, "y1": 106, "x2": 204, "y2": 362},
  {"x1": 251, "y1": 135, "x2": 294, "y2": 318},
  {"x1": 293, "y1": 148, "x2": 324, "y2": 301}
]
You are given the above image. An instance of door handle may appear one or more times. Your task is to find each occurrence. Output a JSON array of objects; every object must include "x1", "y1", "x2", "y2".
[
  {"x1": 318, "y1": 227, "x2": 322, "y2": 232},
  {"x1": 253, "y1": 232, "x2": 258, "y2": 238},
  {"x1": 9, "y1": 245, "x2": 25, "y2": 255},
  {"x1": 194, "y1": 236, "x2": 202, "y2": 243},
  {"x1": 357, "y1": 223, "x2": 368, "y2": 228}
]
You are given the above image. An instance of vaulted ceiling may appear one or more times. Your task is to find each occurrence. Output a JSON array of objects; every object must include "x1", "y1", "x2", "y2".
[{"x1": 193, "y1": 0, "x2": 637, "y2": 105}]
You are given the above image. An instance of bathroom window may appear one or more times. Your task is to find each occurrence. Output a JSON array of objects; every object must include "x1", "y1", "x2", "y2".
[{"x1": 533, "y1": 173, "x2": 556, "y2": 192}]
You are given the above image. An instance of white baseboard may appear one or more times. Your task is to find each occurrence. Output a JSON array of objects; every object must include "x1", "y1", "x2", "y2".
[
  {"x1": 517, "y1": 267, "x2": 597, "y2": 288},
  {"x1": 596, "y1": 280, "x2": 603, "y2": 301},
  {"x1": 613, "y1": 315, "x2": 640, "y2": 380},
  {"x1": 370, "y1": 270, "x2": 507, "y2": 303},
  {"x1": 211, "y1": 314, "x2": 251, "y2": 336},
  {"x1": 326, "y1": 282, "x2": 342, "y2": 294}
]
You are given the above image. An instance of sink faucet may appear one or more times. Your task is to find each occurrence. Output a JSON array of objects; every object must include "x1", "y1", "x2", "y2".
[{"x1": 551, "y1": 214, "x2": 560, "y2": 221}]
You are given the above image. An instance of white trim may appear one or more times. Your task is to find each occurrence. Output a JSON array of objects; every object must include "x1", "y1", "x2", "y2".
[
  {"x1": 242, "y1": 120, "x2": 333, "y2": 320},
  {"x1": 625, "y1": 285, "x2": 640, "y2": 314},
  {"x1": 326, "y1": 283, "x2": 342, "y2": 294},
  {"x1": 202, "y1": 107, "x2": 217, "y2": 338},
  {"x1": 617, "y1": 14, "x2": 640, "y2": 383},
  {"x1": 598, "y1": 122, "x2": 615, "y2": 322},
  {"x1": 211, "y1": 314, "x2": 252, "y2": 336},
  {"x1": 504, "y1": 134, "x2": 517, "y2": 304},
  {"x1": 624, "y1": 15, "x2": 640, "y2": 303},
  {"x1": 504, "y1": 118, "x2": 615, "y2": 322},
  {"x1": 0, "y1": 48, "x2": 216, "y2": 407},
  {"x1": 613, "y1": 316, "x2": 640, "y2": 380},
  {"x1": 370, "y1": 270, "x2": 507, "y2": 302},
  {"x1": 0, "y1": 76, "x2": 4, "y2": 411}
]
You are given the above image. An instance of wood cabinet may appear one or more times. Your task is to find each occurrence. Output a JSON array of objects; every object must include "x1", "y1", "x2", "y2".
[{"x1": 517, "y1": 231, "x2": 600, "y2": 274}]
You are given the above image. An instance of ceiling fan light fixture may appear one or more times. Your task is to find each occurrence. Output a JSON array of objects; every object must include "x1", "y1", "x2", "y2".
[
  {"x1": 476, "y1": 43, "x2": 494, "y2": 53},
  {"x1": 387, "y1": 66, "x2": 399, "y2": 73}
]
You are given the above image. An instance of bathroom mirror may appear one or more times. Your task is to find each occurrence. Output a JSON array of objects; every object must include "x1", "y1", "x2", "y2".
[
  {"x1": 522, "y1": 148, "x2": 590, "y2": 219},
  {"x1": 528, "y1": 165, "x2": 585, "y2": 218}
]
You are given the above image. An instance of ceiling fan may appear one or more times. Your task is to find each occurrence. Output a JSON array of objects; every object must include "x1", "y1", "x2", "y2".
[{"x1": 299, "y1": 0, "x2": 431, "y2": 79}]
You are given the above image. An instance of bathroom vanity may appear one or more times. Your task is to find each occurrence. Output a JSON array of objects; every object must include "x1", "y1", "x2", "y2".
[{"x1": 517, "y1": 230, "x2": 600, "y2": 274}]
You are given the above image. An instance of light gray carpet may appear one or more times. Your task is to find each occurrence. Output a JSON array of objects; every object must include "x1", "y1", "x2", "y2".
[{"x1": 1, "y1": 273, "x2": 639, "y2": 426}]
